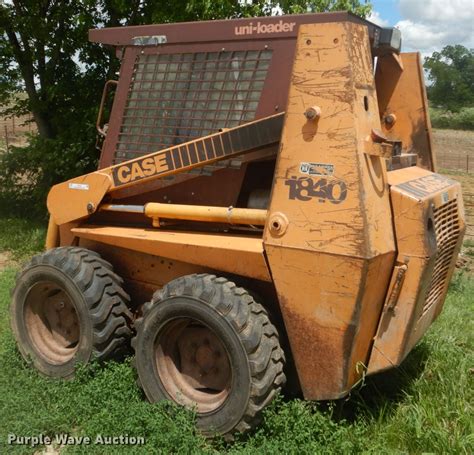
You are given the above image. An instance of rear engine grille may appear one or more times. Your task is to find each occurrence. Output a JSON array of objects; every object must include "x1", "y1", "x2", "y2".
[
  {"x1": 422, "y1": 199, "x2": 460, "y2": 316},
  {"x1": 114, "y1": 50, "x2": 273, "y2": 164}
]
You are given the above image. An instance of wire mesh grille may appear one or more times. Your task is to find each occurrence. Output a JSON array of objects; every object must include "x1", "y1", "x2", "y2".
[
  {"x1": 421, "y1": 199, "x2": 461, "y2": 317},
  {"x1": 114, "y1": 50, "x2": 273, "y2": 164}
]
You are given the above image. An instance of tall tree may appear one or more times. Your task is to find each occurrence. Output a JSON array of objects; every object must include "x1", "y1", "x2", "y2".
[{"x1": 424, "y1": 45, "x2": 474, "y2": 111}]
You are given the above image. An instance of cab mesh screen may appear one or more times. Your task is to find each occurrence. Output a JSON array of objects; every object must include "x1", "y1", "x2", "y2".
[{"x1": 114, "y1": 50, "x2": 273, "y2": 164}]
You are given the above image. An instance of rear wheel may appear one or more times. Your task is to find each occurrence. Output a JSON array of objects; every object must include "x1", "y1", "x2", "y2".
[
  {"x1": 11, "y1": 247, "x2": 133, "y2": 378},
  {"x1": 133, "y1": 274, "x2": 286, "y2": 437}
]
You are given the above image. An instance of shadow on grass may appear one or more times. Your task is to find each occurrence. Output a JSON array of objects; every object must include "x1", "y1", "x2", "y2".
[
  {"x1": 334, "y1": 341, "x2": 431, "y2": 422},
  {"x1": 226, "y1": 341, "x2": 432, "y2": 450}
]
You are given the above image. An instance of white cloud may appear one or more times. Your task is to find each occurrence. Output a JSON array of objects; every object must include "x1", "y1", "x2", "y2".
[
  {"x1": 396, "y1": 0, "x2": 474, "y2": 55},
  {"x1": 368, "y1": 11, "x2": 389, "y2": 27}
]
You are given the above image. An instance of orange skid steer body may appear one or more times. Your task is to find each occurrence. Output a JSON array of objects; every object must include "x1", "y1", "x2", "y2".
[{"x1": 14, "y1": 12, "x2": 465, "y2": 437}]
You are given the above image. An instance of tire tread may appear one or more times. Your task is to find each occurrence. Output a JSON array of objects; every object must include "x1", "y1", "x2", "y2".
[
  {"x1": 16, "y1": 247, "x2": 133, "y2": 362},
  {"x1": 133, "y1": 273, "x2": 286, "y2": 437}
]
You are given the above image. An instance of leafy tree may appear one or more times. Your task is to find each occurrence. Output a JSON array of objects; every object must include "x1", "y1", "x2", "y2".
[
  {"x1": 0, "y1": 0, "x2": 371, "y2": 218},
  {"x1": 424, "y1": 45, "x2": 474, "y2": 111}
]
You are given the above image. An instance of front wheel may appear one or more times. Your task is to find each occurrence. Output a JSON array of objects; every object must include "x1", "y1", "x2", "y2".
[
  {"x1": 11, "y1": 247, "x2": 133, "y2": 378},
  {"x1": 132, "y1": 274, "x2": 286, "y2": 437}
]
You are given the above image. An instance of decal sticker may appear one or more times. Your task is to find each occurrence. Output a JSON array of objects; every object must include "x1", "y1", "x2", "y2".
[
  {"x1": 441, "y1": 191, "x2": 449, "y2": 204},
  {"x1": 397, "y1": 174, "x2": 455, "y2": 198},
  {"x1": 68, "y1": 183, "x2": 89, "y2": 190},
  {"x1": 285, "y1": 176, "x2": 347, "y2": 204},
  {"x1": 112, "y1": 152, "x2": 173, "y2": 186},
  {"x1": 299, "y1": 162, "x2": 334, "y2": 176},
  {"x1": 234, "y1": 20, "x2": 296, "y2": 36}
]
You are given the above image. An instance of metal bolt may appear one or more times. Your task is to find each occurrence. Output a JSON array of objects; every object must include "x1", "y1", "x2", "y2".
[
  {"x1": 304, "y1": 106, "x2": 321, "y2": 121},
  {"x1": 384, "y1": 113, "x2": 397, "y2": 126},
  {"x1": 87, "y1": 202, "x2": 95, "y2": 214}
]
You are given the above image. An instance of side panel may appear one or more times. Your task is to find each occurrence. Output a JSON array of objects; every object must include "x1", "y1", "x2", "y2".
[
  {"x1": 263, "y1": 22, "x2": 396, "y2": 399},
  {"x1": 72, "y1": 225, "x2": 272, "y2": 282},
  {"x1": 99, "y1": 46, "x2": 139, "y2": 168},
  {"x1": 375, "y1": 52, "x2": 435, "y2": 171},
  {"x1": 368, "y1": 168, "x2": 465, "y2": 373}
]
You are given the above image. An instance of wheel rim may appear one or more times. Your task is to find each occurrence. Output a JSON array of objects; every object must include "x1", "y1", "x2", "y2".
[
  {"x1": 155, "y1": 318, "x2": 232, "y2": 413},
  {"x1": 24, "y1": 280, "x2": 80, "y2": 364}
]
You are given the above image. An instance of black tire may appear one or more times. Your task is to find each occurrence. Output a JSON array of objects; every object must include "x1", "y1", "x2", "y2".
[
  {"x1": 11, "y1": 247, "x2": 133, "y2": 378},
  {"x1": 132, "y1": 273, "x2": 286, "y2": 437}
]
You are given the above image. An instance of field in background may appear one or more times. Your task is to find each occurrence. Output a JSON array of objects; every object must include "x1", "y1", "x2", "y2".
[
  {"x1": 0, "y1": 113, "x2": 35, "y2": 149},
  {"x1": 434, "y1": 129, "x2": 474, "y2": 173},
  {"x1": 433, "y1": 129, "x2": 474, "y2": 241}
]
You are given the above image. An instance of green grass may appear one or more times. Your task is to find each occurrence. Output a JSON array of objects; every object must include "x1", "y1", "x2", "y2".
[
  {"x1": 0, "y1": 219, "x2": 473, "y2": 454},
  {"x1": 464, "y1": 239, "x2": 474, "y2": 258},
  {"x1": 0, "y1": 217, "x2": 45, "y2": 261}
]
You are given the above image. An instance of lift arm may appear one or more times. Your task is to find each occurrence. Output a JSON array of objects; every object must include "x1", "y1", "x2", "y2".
[{"x1": 47, "y1": 113, "x2": 284, "y2": 225}]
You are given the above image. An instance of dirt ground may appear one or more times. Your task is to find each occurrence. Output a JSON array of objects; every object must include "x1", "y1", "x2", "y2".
[
  {"x1": 433, "y1": 129, "x2": 474, "y2": 173},
  {"x1": 0, "y1": 252, "x2": 11, "y2": 272},
  {"x1": 433, "y1": 129, "x2": 474, "y2": 242}
]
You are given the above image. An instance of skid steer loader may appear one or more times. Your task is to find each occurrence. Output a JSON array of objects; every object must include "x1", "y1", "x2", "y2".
[{"x1": 11, "y1": 12, "x2": 465, "y2": 437}]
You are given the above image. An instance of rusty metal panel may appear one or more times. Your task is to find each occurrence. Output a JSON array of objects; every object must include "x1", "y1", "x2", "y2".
[
  {"x1": 89, "y1": 12, "x2": 381, "y2": 47},
  {"x1": 263, "y1": 22, "x2": 396, "y2": 400},
  {"x1": 99, "y1": 46, "x2": 139, "y2": 169},
  {"x1": 375, "y1": 52, "x2": 435, "y2": 171},
  {"x1": 72, "y1": 225, "x2": 272, "y2": 282},
  {"x1": 368, "y1": 167, "x2": 465, "y2": 373}
]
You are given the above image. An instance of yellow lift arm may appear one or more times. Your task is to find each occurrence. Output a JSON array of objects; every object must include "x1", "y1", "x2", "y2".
[{"x1": 47, "y1": 113, "x2": 284, "y2": 226}]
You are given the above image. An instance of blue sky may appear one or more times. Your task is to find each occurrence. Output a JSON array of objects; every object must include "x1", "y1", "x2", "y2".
[
  {"x1": 371, "y1": 0, "x2": 401, "y2": 24},
  {"x1": 367, "y1": 0, "x2": 474, "y2": 56}
]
